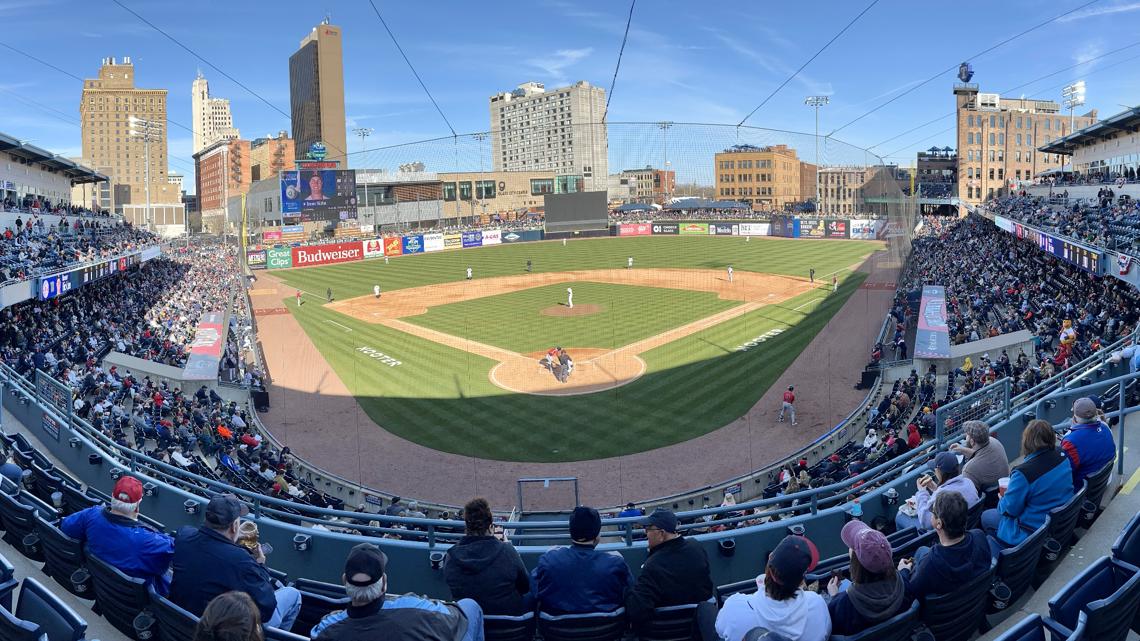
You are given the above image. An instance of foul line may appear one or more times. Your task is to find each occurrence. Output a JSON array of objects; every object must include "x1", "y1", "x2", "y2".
[
  {"x1": 323, "y1": 320, "x2": 353, "y2": 332},
  {"x1": 793, "y1": 298, "x2": 827, "y2": 311}
]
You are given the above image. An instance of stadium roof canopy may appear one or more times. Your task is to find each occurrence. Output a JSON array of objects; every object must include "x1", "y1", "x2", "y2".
[
  {"x1": 615, "y1": 203, "x2": 654, "y2": 212},
  {"x1": 663, "y1": 198, "x2": 751, "y2": 211},
  {"x1": 0, "y1": 131, "x2": 107, "y2": 184},
  {"x1": 1038, "y1": 106, "x2": 1140, "y2": 156}
]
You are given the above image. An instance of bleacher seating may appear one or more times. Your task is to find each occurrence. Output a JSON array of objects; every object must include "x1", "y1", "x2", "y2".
[
  {"x1": 1042, "y1": 556, "x2": 1140, "y2": 641},
  {"x1": 989, "y1": 519, "x2": 1050, "y2": 614},
  {"x1": 919, "y1": 562, "x2": 997, "y2": 641},
  {"x1": 538, "y1": 608, "x2": 628, "y2": 641},
  {"x1": 831, "y1": 599, "x2": 920, "y2": 641}
]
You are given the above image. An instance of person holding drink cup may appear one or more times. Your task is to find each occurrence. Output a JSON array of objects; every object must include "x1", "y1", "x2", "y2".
[{"x1": 980, "y1": 420, "x2": 1074, "y2": 559}]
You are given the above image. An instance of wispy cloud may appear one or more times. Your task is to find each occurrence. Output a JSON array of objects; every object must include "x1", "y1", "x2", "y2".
[
  {"x1": 1058, "y1": 1, "x2": 1140, "y2": 22},
  {"x1": 1073, "y1": 40, "x2": 1104, "y2": 66},
  {"x1": 705, "y1": 29, "x2": 832, "y2": 95},
  {"x1": 526, "y1": 47, "x2": 594, "y2": 84}
]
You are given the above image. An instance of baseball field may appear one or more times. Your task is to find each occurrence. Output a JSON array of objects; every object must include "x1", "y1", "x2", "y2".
[{"x1": 264, "y1": 235, "x2": 881, "y2": 462}]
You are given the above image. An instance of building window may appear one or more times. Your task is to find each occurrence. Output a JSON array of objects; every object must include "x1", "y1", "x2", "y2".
[
  {"x1": 967, "y1": 115, "x2": 974, "y2": 127},
  {"x1": 1045, "y1": 119, "x2": 1051, "y2": 130},
  {"x1": 443, "y1": 182, "x2": 457, "y2": 201},
  {"x1": 476, "y1": 180, "x2": 496, "y2": 199},
  {"x1": 458, "y1": 181, "x2": 473, "y2": 200},
  {"x1": 531, "y1": 178, "x2": 554, "y2": 195},
  {"x1": 1016, "y1": 134, "x2": 1022, "y2": 146},
  {"x1": 998, "y1": 134, "x2": 1004, "y2": 145},
  {"x1": 989, "y1": 133, "x2": 995, "y2": 145},
  {"x1": 967, "y1": 132, "x2": 973, "y2": 144},
  {"x1": 1017, "y1": 117, "x2": 1023, "y2": 129},
  {"x1": 990, "y1": 115, "x2": 996, "y2": 128},
  {"x1": 1026, "y1": 134, "x2": 1031, "y2": 146}
]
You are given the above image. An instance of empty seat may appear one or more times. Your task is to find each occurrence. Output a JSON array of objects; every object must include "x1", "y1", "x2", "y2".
[
  {"x1": 1041, "y1": 484, "x2": 1088, "y2": 567},
  {"x1": 0, "y1": 491, "x2": 56, "y2": 560},
  {"x1": 60, "y1": 485, "x2": 100, "y2": 517},
  {"x1": 714, "y1": 580, "x2": 756, "y2": 607},
  {"x1": 0, "y1": 604, "x2": 41, "y2": 641},
  {"x1": 148, "y1": 584, "x2": 198, "y2": 641},
  {"x1": 1078, "y1": 460, "x2": 1113, "y2": 528},
  {"x1": 0, "y1": 550, "x2": 16, "y2": 611},
  {"x1": 86, "y1": 550, "x2": 152, "y2": 638},
  {"x1": 1044, "y1": 556, "x2": 1140, "y2": 641},
  {"x1": 831, "y1": 599, "x2": 919, "y2": 641},
  {"x1": 484, "y1": 611, "x2": 536, "y2": 641},
  {"x1": 989, "y1": 518, "x2": 1050, "y2": 613},
  {"x1": 13, "y1": 576, "x2": 89, "y2": 641},
  {"x1": 1111, "y1": 511, "x2": 1140, "y2": 567},
  {"x1": 638, "y1": 601, "x2": 707, "y2": 641},
  {"x1": 920, "y1": 562, "x2": 996, "y2": 641},
  {"x1": 34, "y1": 514, "x2": 90, "y2": 598},
  {"x1": 992, "y1": 614, "x2": 1081, "y2": 640},
  {"x1": 539, "y1": 608, "x2": 628, "y2": 641}
]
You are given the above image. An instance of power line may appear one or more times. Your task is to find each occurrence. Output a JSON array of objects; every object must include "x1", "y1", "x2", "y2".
[
  {"x1": 604, "y1": 0, "x2": 637, "y2": 122},
  {"x1": 366, "y1": 0, "x2": 456, "y2": 137},
  {"x1": 738, "y1": 0, "x2": 880, "y2": 127},
  {"x1": 829, "y1": 0, "x2": 1102, "y2": 136}
]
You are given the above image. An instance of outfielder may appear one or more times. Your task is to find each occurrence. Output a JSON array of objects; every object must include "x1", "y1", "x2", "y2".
[
  {"x1": 779, "y1": 385, "x2": 797, "y2": 425},
  {"x1": 727, "y1": 265, "x2": 734, "y2": 283},
  {"x1": 373, "y1": 284, "x2": 381, "y2": 299},
  {"x1": 466, "y1": 266, "x2": 473, "y2": 280},
  {"x1": 566, "y1": 287, "x2": 574, "y2": 309},
  {"x1": 627, "y1": 256, "x2": 634, "y2": 269},
  {"x1": 295, "y1": 289, "x2": 302, "y2": 306},
  {"x1": 809, "y1": 268, "x2": 815, "y2": 283},
  {"x1": 384, "y1": 256, "x2": 389, "y2": 265}
]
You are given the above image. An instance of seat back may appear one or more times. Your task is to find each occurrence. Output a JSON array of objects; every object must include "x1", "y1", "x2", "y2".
[
  {"x1": 1111, "y1": 512, "x2": 1140, "y2": 567},
  {"x1": 60, "y1": 485, "x2": 100, "y2": 517},
  {"x1": 264, "y1": 624, "x2": 310, "y2": 641},
  {"x1": 966, "y1": 499, "x2": 985, "y2": 530},
  {"x1": 86, "y1": 549, "x2": 151, "y2": 638},
  {"x1": 15, "y1": 576, "x2": 88, "y2": 641},
  {"x1": 148, "y1": 584, "x2": 199, "y2": 641},
  {"x1": 0, "y1": 491, "x2": 38, "y2": 552},
  {"x1": 991, "y1": 518, "x2": 1050, "y2": 612},
  {"x1": 831, "y1": 600, "x2": 920, "y2": 641},
  {"x1": 484, "y1": 611, "x2": 536, "y2": 641},
  {"x1": 1080, "y1": 460, "x2": 1114, "y2": 527},
  {"x1": 1048, "y1": 557, "x2": 1140, "y2": 641},
  {"x1": 539, "y1": 608, "x2": 628, "y2": 641},
  {"x1": 1043, "y1": 485, "x2": 1087, "y2": 563},
  {"x1": 292, "y1": 577, "x2": 346, "y2": 599},
  {"x1": 34, "y1": 514, "x2": 89, "y2": 597},
  {"x1": 921, "y1": 563, "x2": 996, "y2": 641},
  {"x1": 294, "y1": 589, "x2": 349, "y2": 637},
  {"x1": 0, "y1": 603, "x2": 41, "y2": 641},
  {"x1": 714, "y1": 580, "x2": 756, "y2": 607},
  {"x1": 0, "y1": 551, "x2": 16, "y2": 612},
  {"x1": 893, "y1": 529, "x2": 937, "y2": 560},
  {"x1": 639, "y1": 602, "x2": 702, "y2": 641},
  {"x1": 989, "y1": 614, "x2": 1049, "y2": 641}
]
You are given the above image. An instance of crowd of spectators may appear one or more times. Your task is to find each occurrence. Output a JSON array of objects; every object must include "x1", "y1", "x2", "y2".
[
  {"x1": 0, "y1": 216, "x2": 154, "y2": 283},
  {"x1": 2, "y1": 198, "x2": 114, "y2": 218},
  {"x1": 986, "y1": 193, "x2": 1140, "y2": 254}
]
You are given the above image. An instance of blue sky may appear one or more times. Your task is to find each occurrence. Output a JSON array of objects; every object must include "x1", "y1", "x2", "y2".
[{"x1": 2, "y1": 0, "x2": 1139, "y2": 190}]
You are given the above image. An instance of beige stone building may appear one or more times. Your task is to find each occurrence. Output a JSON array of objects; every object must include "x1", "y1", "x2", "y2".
[
  {"x1": 80, "y1": 57, "x2": 180, "y2": 212},
  {"x1": 799, "y1": 161, "x2": 817, "y2": 204},
  {"x1": 191, "y1": 71, "x2": 239, "y2": 154},
  {"x1": 817, "y1": 167, "x2": 869, "y2": 216},
  {"x1": 289, "y1": 21, "x2": 348, "y2": 164},
  {"x1": 955, "y1": 84, "x2": 1096, "y2": 203},
  {"x1": 714, "y1": 144, "x2": 802, "y2": 211},
  {"x1": 437, "y1": 170, "x2": 558, "y2": 220}
]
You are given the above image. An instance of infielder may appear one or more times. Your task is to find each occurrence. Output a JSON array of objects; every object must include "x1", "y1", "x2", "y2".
[
  {"x1": 778, "y1": 385, "x2": 797, "y2": 425},
  {"x1": 295, "y1": 289, "x2": 302, "y2": 306},
  {"x1": 466, "y1": 266, "x2": 473, "y2": 280},
  {"x1": 627, "y1": 256, "x2": 634, "y2": 269},
  {"x1": 832, "y1": 275, "x2": 838, "y2": 292},
  {"x1": 373, "y1": 284, "x2": 381, "y2": 299},
  {"x1": 809, "y1": 268, "x2": 815, "y2": 283},
  {"x1": 727, "y1": 265, "x2": 734, "y2": 283},
  {"x1": 566, "y1": 287, "x2": 573, "y2": 309}
]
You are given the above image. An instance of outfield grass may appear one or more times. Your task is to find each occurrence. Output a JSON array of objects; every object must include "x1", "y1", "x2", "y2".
[
  {"x1": 404, "y1": 282, "x2": 739, "y2": 353},
  {"x1": 280, "y1": 238, "x2": 871, "y2": 461},
  {"x1": 273, "y1": 235, "x2": 879, "y2": 299}
]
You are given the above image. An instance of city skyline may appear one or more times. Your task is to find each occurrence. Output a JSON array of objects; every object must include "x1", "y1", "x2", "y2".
[{"x1": 0, "y1": 0, "x2": 1135, "y2": 193}]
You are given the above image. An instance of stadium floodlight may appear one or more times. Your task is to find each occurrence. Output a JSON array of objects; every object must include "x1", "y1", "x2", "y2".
[
  {"x1": 805, "y1": 96, "x2": 830, "y2": 208},
  {"x1": 1062, "y1": 81, "x2": 1086, "y2": 134},
  {"x1": 128, "y1": 116, "x2": 162, "y2": 230}
]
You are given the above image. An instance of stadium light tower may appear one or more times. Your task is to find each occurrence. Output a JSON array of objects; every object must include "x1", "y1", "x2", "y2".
[
  {"x1": 128, "y1": 116, "x2": 161, "y2": 230},
  {"x1": 1062, "y1": 81, "x2": 1086, "y2": 134},
  {"x1": 352, "y1": 127, "x2": 373, "y2": 209},
  {"x1": 804, "y1": 96, "x2": 830, "y2": 208},
  {"x1": 658, "y1": 121, "x2": 673, "y2": 203}
]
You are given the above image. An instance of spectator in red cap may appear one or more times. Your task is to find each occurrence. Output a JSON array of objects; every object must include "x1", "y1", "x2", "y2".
[
  {"x1": 825, "y1": 521, "x2": 908, "y2": 636},
  {"x1": 61, "y1": 475, "x2": 174, "y2": 594},
  {"x1": 715, "y1": 535, "x2": 830, "y2": 641}
]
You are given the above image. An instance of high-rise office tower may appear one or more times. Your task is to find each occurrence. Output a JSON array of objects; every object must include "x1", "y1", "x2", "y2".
[
  {"x1": 289, "y1": 19, "x2": 347, "y2": 164},
  {"x1": 191, "y1": 71, "x2": 239, "y2": 154}
]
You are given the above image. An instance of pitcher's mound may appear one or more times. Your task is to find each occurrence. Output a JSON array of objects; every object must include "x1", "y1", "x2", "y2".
[
  {"x1": 490, "y1": 349, "x2": 645, "y2": 396},
  {"x1": 540, "y1": 303, "x2": 603, "y2": 317}
]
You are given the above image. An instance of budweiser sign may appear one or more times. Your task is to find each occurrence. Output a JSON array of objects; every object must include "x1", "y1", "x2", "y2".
[{"x1": 291, "y1": 241, "x2": 364, "y2": 267}]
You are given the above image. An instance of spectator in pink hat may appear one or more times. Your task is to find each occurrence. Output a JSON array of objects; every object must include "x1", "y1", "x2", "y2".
[{"x1": 825, "y1": 521, "x2": 908, "y2": 635}]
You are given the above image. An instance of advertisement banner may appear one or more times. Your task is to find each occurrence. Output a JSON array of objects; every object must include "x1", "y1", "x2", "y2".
[
  {"x1": 801, "y1": 219, "x2": 826, "y2": 238},
  {"x1": 423, "y1": 233, "x2": 445, "y2": 252},
  {"x1": 993, "y1": 215, "x2": 1013, "y2": 232},
  {"x1": 183, "y1": 312, "x2": 226, "y2": 381},
  {"x1": 402, "y1": 234, "x2": 424, "y2": 254},
  {"x1": 619, "y1": 223, "x2": 652, "y2": 236},
  {"x1": 362, "y1": 238, "x2": 385, "y2": 258},
  {"x1": 678, "y1": 222, "x2": 709, "y2": 235},
  {"x1": 140, "y1": 245, "x2": 162, "y2": 262},
  {"x1": 36, "y1": 370, "x2": 72, "y2": 417},
  {"x1": 771, "y1": 215, "x2": 799, "y2": 238},
  {"x1": 481, "y1": 229, "x2": 502, "y2": 245},
  {"x1": 500, "y1": 230, "x2": 542, "y2": 243},
  {"x1": 292, "y1": 241, "x2": 364, "y2": 268},
  {"x1": 849, "y1": 219, "x2": 876, "y2": 240},
  {"x1": 246, "y1": 249, "x2": 267, "y2": 269},
  {"x1": 738, "y1": 222, "x2": 770, "y2": 236},
  {"x1": 384, "y1": 236, "x2": 403, "y2": 256},
  {"x1": 651, "y1": 222, "x2": 679, "y2": 235},
  {"x1": 823, "y1": 219, "x2": 849, "y2": 239},
  {"x1": 709, "y1": 222, "x2": 737, "y2": 236},
  {"x1": 262, "y1": 230, "x2": 282, "y2": 241},
  {"x1": 444, "y1": 234, "x2": 462, "y2": 249},
  {"x1": 914, "y1": 285, "x2": 951, "y2": 359},
  {"x1": 266, "y1": 247, "x2": 293, "y2": 269},
  {"x1": 42, "y1": 414, "x2": 62, "y2": 442},
  {"x1": 282, "y1": 224, "x2": 304, "y2": 234},
  {"x1": 461, "y1": 231, "x2": 483, "y2": 248}
]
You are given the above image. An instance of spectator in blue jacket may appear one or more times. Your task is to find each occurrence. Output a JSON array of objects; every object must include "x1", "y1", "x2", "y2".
[
  {"x1": 898, "y1": 491, "x2": 992, "y2": 601},
  {"x1": 531, "y1": 506, "x2": 633, "y2": 614},
  {"x1": 1061, "y1": 397, "x2": 1115, "y2": 490},
  {"x1": 169, "y1": 494, "x2": 301, "y2": 631},
  {"x1": 981, "y1": 420, "x2": 1074, "y2": 557},
  {"x1": 60, "y1": 475, "x2": 174, "y2": 594}
]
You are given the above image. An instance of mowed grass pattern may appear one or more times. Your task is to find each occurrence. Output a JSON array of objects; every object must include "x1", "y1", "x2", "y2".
[
  {"x1": 404, "y1": 282, "x2": 738, "y2": 354},
  {"x1": 274, "y1": 235, "x2": 879, "y2": 299},
  {"x1": 283, "y1": 261, "x2": 870, "y2": 461}
]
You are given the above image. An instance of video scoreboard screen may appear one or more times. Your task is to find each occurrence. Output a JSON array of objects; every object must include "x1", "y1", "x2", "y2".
[{"x1": 281, "y1": 169, "x2": 358, "y2": 223}]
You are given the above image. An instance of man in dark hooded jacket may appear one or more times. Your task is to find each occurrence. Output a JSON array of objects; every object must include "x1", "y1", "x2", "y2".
[
  {"x1": 897, "y1": 491, "x2": 992, "y2": 600},
  {"x1": 443, "y1": 498, "x2": 531, "y2": 615}
]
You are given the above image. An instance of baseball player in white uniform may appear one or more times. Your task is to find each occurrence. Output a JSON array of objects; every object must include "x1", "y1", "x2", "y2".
[
  {"x1": 567, "y1": 287, "x2": 574, "y2": 308},
  {"x1": 466, "y1": 266, "x2": 473, "y2": 280},
  {"x1": 727, "y1": 265, "x2": 734, "y2": 283},
  {"x1": 627, "y1": 256, "x2": 634, "y2": 269},
  {"x1": 373, "y1": 284, "x2": 381, "y2": 299}
]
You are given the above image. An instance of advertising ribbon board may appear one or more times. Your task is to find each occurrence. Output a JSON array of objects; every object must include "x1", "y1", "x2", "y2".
[
  {"x1": 443, "y1": 234, "x2": 462, "y2": 249},
  {"x1": 262, "y1": 230, "x2": 282, "y2": 241},
  {"x1": 823, "y1": 219, "x2": 849, "y2": 239},
  {"x1": 481, "y1": 229, "x2": 502, "y2": 245},
  {"x1": 183, "y1": 312, "x2": 226, "y2": 381},
  {"x1": 738, "y1": 222, "x2": 770, "y2": 236},
  {"x1": 282, "y1": 224, "x2": 304, "y2": 234},
  {"x1": 384, "y1": 236, "x2": 404, "y2": 256},
  {"x1": 266, "y1": 247, "x2": 293, "y2": 269},
  {"x1": 292, "y1": 241, "x2": 363, "y2": 268},
  {"x1": 362, "y1": 238, "x2": 385, "y2": 258},
  {"x1": 678, "y1": 222, "x2": 709, "y2": 236},
  {"x1": 651, "y1": 222, "x2": 679, "y2": 235},
  {"x1": 246, "y1": 249, "x2": 267, "y2": 269},
  {"x1": 849, "y1": 219, "x2": 876, "y2": 240},
  {"x1": 801, "y1": 219, "x2": 826, "y2": 238},
  {"x1": 461, "y1": 231, "x2": 483, "y2": 248},
  {"x1": 914, "y1": 285, "x2": 951, "y2": 359},
  {"x1": 423, "y1": 233, "x2": 445, "y2": 252},
  {"x1": 709, "y1": 222, "x2": 737, "y2": 236},
  {"x1": 619, "y1": 223, "x2": 652, "y2": 236},
  {"x1": 402, "y1": 234, "x2": 424, "y2": 254}
]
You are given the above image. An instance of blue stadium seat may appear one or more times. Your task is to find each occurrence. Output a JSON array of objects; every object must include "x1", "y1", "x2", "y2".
[
  {"x1": 14, "y1": 576, "x2": 89, "y2": 641},
  {"x1": 1078, "y1": 460, "x2": 1114, "y2": 529},
  {"x1": 991, "y1": 614, "x2": 1081, "y2": 641},
  {"x1": 0, "y1": 550, "x2": 16, "y2": 611},
  {"x1": 293, "y1": 586, "x2": 349, "y2": 637},
  {"x1": 831, "y1": 599, "x2": 919, "y2": 641},
  {"x1": 638, "y1": 600, "x2": 713, "y2": 641},
  {"x1": 1040, "y1": 484, "x2": 1088, "y2": 568},
  {"x1": 989, "y1": 518, "x2": 1050, "y2": 613},
  {"x1": 1044, "y1": 556, "x2": 1140, "y2": 641},
  {"x1": 539, "y1": 607, "x2": 628, "y2": 641},
  {"x1": 85, "y1": 549, "x2": 152, "y2": 638},
  {"x1": 0, "y1": 604, "x2": 40, "y2": 641},
  {"x1": 484, "y1": 611, "x2": 536, "y2": 641},
  {"x1": 147, "y1": 584, "x2": 198, "y2": 641},
  {"x1": 919, "y1": 562, "x2": 996, "y2": 641},
  {"x1": 33, "y1": 514, "x2": 90, "y2": 598},
  {"x1": 1111, "y1": 511, "x2": 1140, "y2": 567},
  {"x1": 714, "y1": 579, "x2": 756, "y2": 607},
  {"x1": 0, "y1": 490, "x2": 57, "y2": 560}
]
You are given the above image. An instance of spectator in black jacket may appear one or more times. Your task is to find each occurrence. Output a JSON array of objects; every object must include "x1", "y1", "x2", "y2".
[
  {"x1": 626, "y1": 509, "x2": 713, "y2": 632},
  {"x1": 897, "y1": 491, "x2": 992, "y2": 601},
  {"x1": 443, "y1": 498, "x2": 531, "y2": 615}
]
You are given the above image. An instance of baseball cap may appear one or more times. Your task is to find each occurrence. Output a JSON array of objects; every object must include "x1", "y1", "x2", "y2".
[
  {"x1": 344, "y1": 543, "x2": 388, "y2": 586},
  {"x1": 204, "y1": 493, "x2": 250, "y2": 527},
  {"x1": 640, "y1": 508, "x2": 678, "y2": 534},
  {"x1": 569, "y1": 506, "x2": 602, "y2": 542},
  {"x1": 932, "y1": 452, "x2": 960, "y2": 476},
  {"x1": 840, "y1": 520, "x2": 892, "y2": 574},
  {"x1": 113, "y1": 476, "x2": 143, "y2": 503},
  {"x1": 1072, "y1": 397, "x2": 1098, "y2": 421},
  {"x1": 767, "y1": 535, "x2": 819, "y2": 586}
]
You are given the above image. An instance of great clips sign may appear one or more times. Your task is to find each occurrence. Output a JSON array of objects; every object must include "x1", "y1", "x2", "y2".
[{"x1": 292, "y1": 241, "x2": 364, "y2": 267}]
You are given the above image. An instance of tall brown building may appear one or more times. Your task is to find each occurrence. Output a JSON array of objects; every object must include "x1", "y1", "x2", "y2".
[
  {"x1": 80, "y1": 57, "x2": 179, "y2": 209},
  {"x1": 249, "y1": 132, "x2": 296, "y2": 182},
  {"x1": 955, "y1": 84, "x2": 1096, "y2": 203},
  {"x1": 799, "y1": 161, "x2": 817, "y2": 204},
  {"x1": 289, "y1": 21, "x2": 347, "y2": 164},
  {"x1": 818, "y1": 167, "x2": 869, "y2": 216},
  {"x1": 713, "y1": 144, "x2": 801, "y2": 211}
]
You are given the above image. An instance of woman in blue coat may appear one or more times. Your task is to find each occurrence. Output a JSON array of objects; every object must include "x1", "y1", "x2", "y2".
[{"x1": 980, "y1": 420, "x2": 1074, "y2": 558}]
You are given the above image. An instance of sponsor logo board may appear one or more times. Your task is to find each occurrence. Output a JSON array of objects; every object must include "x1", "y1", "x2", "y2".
[
  {"x1": 246, "y1": 249, "x2": 267, "y2": 268},
  {"x1": 384, "y1": 236, "x2": 403, "y2": 256},
  {"x1": 262, "y1": 231, "x2": 282, "y2": 241},
  {"x1": 402, "y1": 234, "x2": 424, "y2": 254},
  {"x1": 292, "y1": 241, "x2": 364, "y2": 267},
  {"x1": 678, "y1": 222, "x2": 709, "y2": 235},
  {"x1": 444, "y1": 233, "x2": 462, "y2": 249},
  {"x1": 651, "y1": 222, "x2": 679, "y2": 235},
  {"x1": 362, "y1": 239, "x2": 385, "y2": 258},
  {"x1": 823, "y1": 219, "x2": 849, "y2": 239},
  {"x1": 738, "y1": 222, "x2": 770, "y2": 236},
  {"x1": 709, "y1": 222, "x2": 736, "y2": 235},
  {"x1": 266, "y1": 247, "x2": 293, "y2": 269},
  {"x1": 849, "y1": 219, "x2": 876, "y2": 240},
  {"x1": 914, "y1": 285, "x2": 951, "y2": 359},
  {"x1": 423, "y1": 233, "x2": 445, "y2": 252},
  {"x1": 282, "y1": 224, "x2": 304, "y2": 234},
  {"x1": 482, "y1": 229, "x2": 502, "y2": 245},
  {"x1": 619, "y1": 223, "x2": 652, "y2": 236},
  {"x1": 501, "y1": 231, "x2": 523, "y2": 243},
  {"x1": 356, "y1": 345, "x2": 402, "y2": 367},
  {"x1": 461, "y1": 231, "x2": 483, "y2": 248}
]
